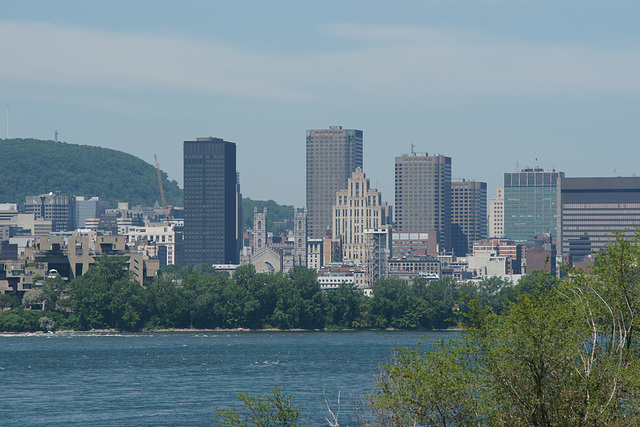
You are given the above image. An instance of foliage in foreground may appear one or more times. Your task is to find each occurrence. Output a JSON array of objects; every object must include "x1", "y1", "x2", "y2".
[
  {"x1": 214, "y1": 386, "x2": 307, "y2": 427},
  {"x1": 368, "y1": 231, "x2": 640, "y2": 427}
]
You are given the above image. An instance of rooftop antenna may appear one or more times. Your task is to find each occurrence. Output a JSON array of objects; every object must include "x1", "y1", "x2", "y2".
[
  {"x1": 54, "y1": 130, "x2": 59, "y2": 142},
  {"x1": 411, "y1": 143, "x2": 415, "y2": 155}
]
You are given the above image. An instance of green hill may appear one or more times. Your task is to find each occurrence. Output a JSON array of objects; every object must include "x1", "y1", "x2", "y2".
[
  {"x1": 241, "y1": 198, "x2": 296, "y2": 233},
  {"x1": 0, "y1": 138, "x2": 182, "y2": 207}
]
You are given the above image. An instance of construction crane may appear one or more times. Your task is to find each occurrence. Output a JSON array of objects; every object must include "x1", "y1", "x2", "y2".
[{"x1": 154, "y1": 154, "x2": 170, "y2": 226}]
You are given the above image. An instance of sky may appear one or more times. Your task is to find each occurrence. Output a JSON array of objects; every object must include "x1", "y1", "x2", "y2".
[{"x1": 2, "y1": 0, "x2": 640, "y2": 207}]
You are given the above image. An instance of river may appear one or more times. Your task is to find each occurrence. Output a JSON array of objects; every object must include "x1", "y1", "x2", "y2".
[{"x1": 0, "y1": 330, "x2": 457, "y2": 426}]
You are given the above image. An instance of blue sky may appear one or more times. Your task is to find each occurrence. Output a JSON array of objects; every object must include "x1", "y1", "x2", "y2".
[{"x1": 2, "y1": 1, "x2": 640, "y2": 206}]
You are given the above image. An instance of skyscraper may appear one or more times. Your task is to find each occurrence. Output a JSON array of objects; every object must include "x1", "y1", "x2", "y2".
[
  {"x1": 332, "y1": 168, "x2": 390, "y2": 263},
  {"x1": 395, "y1": 152, "x2": 452, "y2": 252},
  {"x1": 183, "y1": 137, "x2": 241, "y2": 266},
  {"x1": 503, "y1": 167, "x2": 563, "y2": 245},
  {"x1": 489, "y1": 187, "x2": 504, "y2": 238},
  {"x1": 451, "y1": 179, "x2": 487, "y2": 256},
  {"x1": 557, "y1": 176, "x2": 640, "y2": 264},
  {"x1": 306, "y1": 126, "x2": 363, "y2": 239}
]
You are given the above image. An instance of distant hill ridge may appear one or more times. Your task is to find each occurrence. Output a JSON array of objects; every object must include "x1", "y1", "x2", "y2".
[
  {"x1": 0, "y1": 138, "x2": 297, "y2": 232},
  {"x1": 0, "y1": 138, "x2": 182, "y2": 207}
]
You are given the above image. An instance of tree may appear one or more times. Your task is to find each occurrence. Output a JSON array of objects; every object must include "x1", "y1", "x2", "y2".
[
  {"x1": 69, "y1": 255, "x2": 146, "y2": 330},
  {"x1": 458, "y1": 275, "x2": 515, "y2": 316},
  {"x1": 39, "y1": 316, "x2": 55, "y2": 332},
  {"x1": 369, "y1": 340, "x2": 480, "y2": 427},
  {"x1": 40, "y1": 275, "x2": 69, "y2": 311},
  {"x1": 21, "y1": 288, "x2": 44, "y2": 309},
  {"x1": 325, "y1": 283, "x2": 366, "y2": 328},
  {"x1": 0, "y1": 294, "x2": 19, "y2": 310},
  {"x1": 214, "y1": 386, "x2": 307, "y2": 427},
  {"x1": 418, "y1": 278, "x2": 458, "y2": 329},
  {"x1": 143, "y1": 277, "x2": 191, "y2": 329}
]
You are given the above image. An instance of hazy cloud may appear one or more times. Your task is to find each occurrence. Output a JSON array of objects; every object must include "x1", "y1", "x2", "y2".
[{"x1": 2, "y1": 21, "x2": 640, "y2": 105}]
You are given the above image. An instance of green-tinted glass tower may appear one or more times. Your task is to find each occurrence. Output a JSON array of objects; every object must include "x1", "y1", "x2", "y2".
[{"x1": 503, "y1": 168, "x2": 564, "y2": 245}]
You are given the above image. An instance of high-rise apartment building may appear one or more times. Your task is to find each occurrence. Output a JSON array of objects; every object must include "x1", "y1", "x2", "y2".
[
  {"x1": 395, "y1": 152, "x2": 452, "y2": 252},
  {"x1": 332, "y1": 168, "x2": 390, "y2": 263},
  {"x1": 557, "y1": 177, "x2": 640, "y2": 264},
  {"x1": 183, "y1": 137, "x2": 241, "y2": 266},
  {"x1": 489, "y1": 187, "x2": 504, "y2": 238},
  {"x1": 451, "y1": 179, "x2": 487, "y2": 256},
  {"x1": 503, "y1": 168, "x2": 563, "y2": 245},
  {"x1": 306, "y1": 127, "x2": 363, "y2": 239}
]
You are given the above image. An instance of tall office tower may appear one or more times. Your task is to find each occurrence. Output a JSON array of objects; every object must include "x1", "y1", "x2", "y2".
[
  {"x1": 333, "y1": 168, "x2": 391, "y2": 263},
  {"x1": 503, "y1": 167, "x2": 564, "y2": 245},
  {"x1": 451, "y1": 179, "x2": 487, "y2": 256},
  {"x1": 25, "y1": 193, "x2": 76, "y2": 232},
  {"x1": 183, "y1": 137, "x2": 241, "y2": 266},
  {"x1": 395, "y1": 152, "x2": 452, "y2": 252},
  {"x1": 489, "y1": 187, "x2": 504, "y2": 238},
  {"x1": 557, "y1": 177, "x2": 640, "y2": 264},
  {"x1": 306, "y1": 126, "x2": 363, "y2": 239}
]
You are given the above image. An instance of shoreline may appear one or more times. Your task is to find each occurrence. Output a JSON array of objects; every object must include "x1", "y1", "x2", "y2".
[{"x1": 1, "y1": 327, "x2": 460, "y2": 335}]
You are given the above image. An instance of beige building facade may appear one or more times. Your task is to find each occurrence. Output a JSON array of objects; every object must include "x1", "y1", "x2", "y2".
[
  {"x1": 332, "y1": 168, "x2": 390, "y2": 264},
  {"x1": 489, "y1": 187, "x2": 504, "y2": 238}
]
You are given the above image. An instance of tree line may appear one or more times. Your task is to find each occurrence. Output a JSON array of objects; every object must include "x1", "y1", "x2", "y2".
[{"x1": 0, "y1": 256, "x2": 519, "y2": 332}]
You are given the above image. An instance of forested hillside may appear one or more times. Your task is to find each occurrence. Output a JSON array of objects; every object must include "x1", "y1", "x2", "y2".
[
  {"x1": 0, "y1": 138, "x2": 182, "y2": 207},
  {"x1": 241, "y1": 198, "x2": 296, "y2": 234},
  {"x1": 0, "y1": 138, "x2": 299, "y2": 230}
]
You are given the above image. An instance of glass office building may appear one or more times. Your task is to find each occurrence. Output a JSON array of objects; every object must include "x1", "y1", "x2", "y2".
[
  {"x1": 306, "y1": 127, "x2": 363, "y2": 239},
  {"x1": 183, "y1": 137, "x2": 241, "y2": 266},
  {"x1": 503, "y1": 168, "x2": 564, "y2": 245}
]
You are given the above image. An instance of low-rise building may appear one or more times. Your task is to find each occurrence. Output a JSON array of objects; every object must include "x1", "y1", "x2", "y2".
[
  {"x1": 126, "y1": 225, "x2": 178, "y2": 267},
  {"x1": 387, "y1": 257, "x2": 441, "y2": 284}
]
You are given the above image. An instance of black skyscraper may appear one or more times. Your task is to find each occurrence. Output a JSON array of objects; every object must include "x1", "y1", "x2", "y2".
[{"x1": 183, "y1": 137, "x2": 241, "y2": 266}]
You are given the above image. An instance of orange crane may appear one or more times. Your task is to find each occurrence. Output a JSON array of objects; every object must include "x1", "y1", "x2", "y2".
[{"x1": 154, "y1": 154, "x2": 170, "y2": 226}]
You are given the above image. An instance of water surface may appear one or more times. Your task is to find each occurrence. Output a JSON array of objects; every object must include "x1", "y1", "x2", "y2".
[{"x1": 0, "y1": 330, "x2": 456, "y2": 426}]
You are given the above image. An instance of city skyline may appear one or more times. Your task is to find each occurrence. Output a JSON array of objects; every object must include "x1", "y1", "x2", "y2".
[{"x1": 3, "y1": 1, "x2": 640, "y2": 206}]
